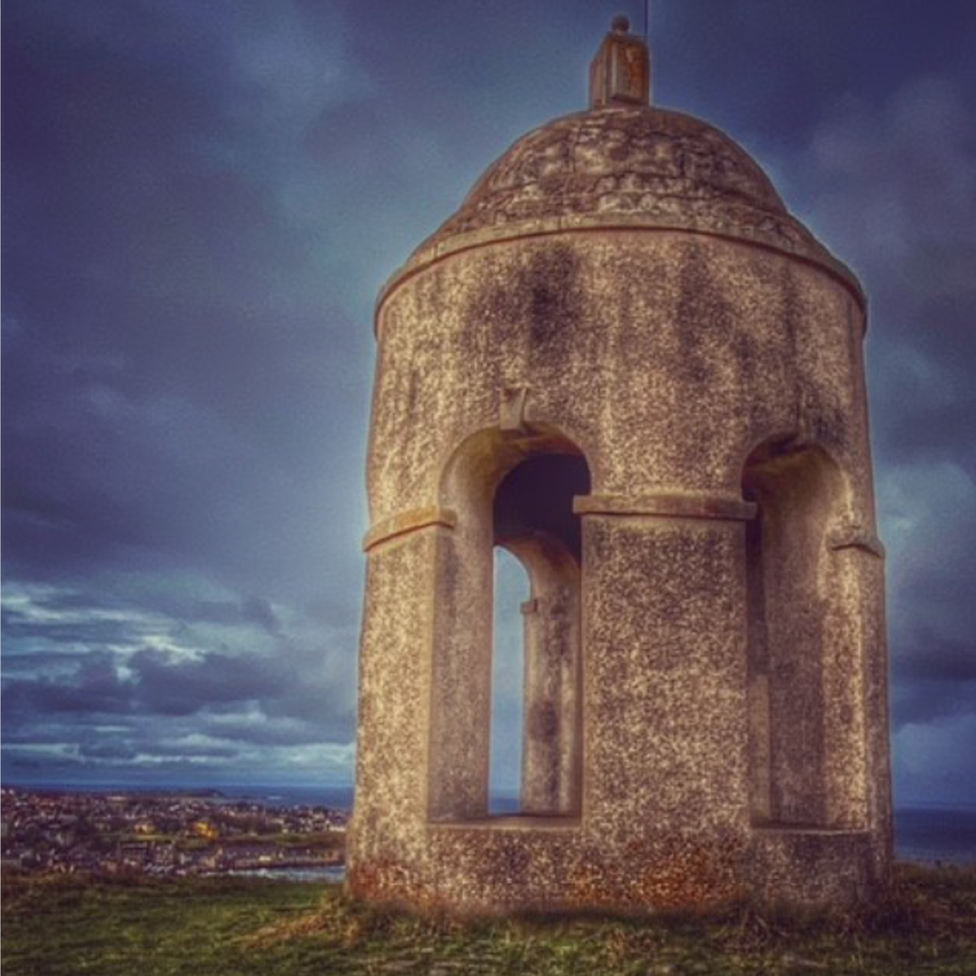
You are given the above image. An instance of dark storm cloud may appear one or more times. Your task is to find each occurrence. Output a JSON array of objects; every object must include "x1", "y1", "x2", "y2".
[
  {"x1": 2, "y1": 599, "x2": 354, "y2": 729},
  {"x1": 3, "y1": 0, "x2": 369, "y2": 599},
  {"x1": 77, "y1": 738, "x2": 140, "y2": 762},
  {"x1": 1, "y1": 572, "x2": 357, "y2": 782},
  {"x1": 2, "y1": 621, "x2": 356, "y2": 778},
  {"x1": 130, "y1": 647, "x2": 282, "y2": 716},
  {"x1": 2, "y1": 604, "x2": 138, "y2": 649},
  {"x1": 890, "y1": 631, "x2": 976, "y2": 730},
  {"x1": 3, "y1": 652, "x2": 130, "y2": 718},
  {"x1": 151, "y1": 594, "x2": 282, "y2": 635},
  {"x1": 894, "y1": 680, "x2": 976, "y2": 731},
  {"x1": 655, "y1": 0, "x2": 976, "y2": 145}
]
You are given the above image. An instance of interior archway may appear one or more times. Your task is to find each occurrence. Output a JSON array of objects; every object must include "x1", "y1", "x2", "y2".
[
  {"x1": 494, "y1": 453, "x2": 590, "y2": 816},
  {"x1": 430, "y1": 426, "x2": 590, "y2": 821},
  {"x1": 742, "y1": 439, "x2": 852, "y2": 827}
]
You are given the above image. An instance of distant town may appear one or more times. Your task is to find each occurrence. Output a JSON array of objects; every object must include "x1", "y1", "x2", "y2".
[{"x1": 0, "y1": 786, "x2": 346, "y2": 878}]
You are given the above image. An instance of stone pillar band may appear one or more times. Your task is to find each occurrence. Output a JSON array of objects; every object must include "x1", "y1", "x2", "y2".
[
  {"x1": 363, "y1": 506, "x2": 458, "y2": 552},
  {"x1": 573, "y1": 492, "x2": 758, "y2": 522}
]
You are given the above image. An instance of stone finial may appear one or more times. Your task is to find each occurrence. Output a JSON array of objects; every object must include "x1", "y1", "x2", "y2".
[{"x1": 589, "y1": 14, "x2": 651, "y2": 109}]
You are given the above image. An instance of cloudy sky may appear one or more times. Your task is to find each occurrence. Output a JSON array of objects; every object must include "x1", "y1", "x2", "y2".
[{"x1": 3, "y1": 0, "x2": 974, "y2": 807}]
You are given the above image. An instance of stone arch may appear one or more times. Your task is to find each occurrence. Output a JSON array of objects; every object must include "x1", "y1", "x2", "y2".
[
  {"x1": 741, "y1": 437, "x2": 866, "y2": 828},
  {"x1": 430, "y1": 424, "x2": 591, "y2": 821}
]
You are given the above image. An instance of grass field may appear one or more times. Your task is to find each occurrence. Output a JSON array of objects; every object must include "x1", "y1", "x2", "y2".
[{"x1": 2, "y1": 864, "x2": 975, "y2": 975}]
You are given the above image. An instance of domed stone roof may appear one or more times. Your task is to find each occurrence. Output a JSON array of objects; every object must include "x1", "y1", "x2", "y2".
[
  {"x1": 388, "y1": 105, "x2": 861, "y2": 302},
  {"x1": 437, "y1": 106, "x2": 787, "y2": 238}
]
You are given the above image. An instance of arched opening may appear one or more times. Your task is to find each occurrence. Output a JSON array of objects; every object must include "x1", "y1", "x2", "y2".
[
  {"x1": 742, "y1": 439, "x2": 851, "y2": 827},
  {"x1": 430, "y1": 426, "x2": 590, "y2": 822},
  {"x1": 494, "y1": 453, "x2": 590, "y2": 817}
]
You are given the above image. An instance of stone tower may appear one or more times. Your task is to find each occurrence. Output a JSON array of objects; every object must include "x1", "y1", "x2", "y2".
[{"x1": 348, "y1": 18, "x2": 892, "y2": 913}]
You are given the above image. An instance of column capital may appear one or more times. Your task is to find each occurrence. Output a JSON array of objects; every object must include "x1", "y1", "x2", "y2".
[
  {"x1": 573, "y1": 492, "x2": 757, "y2": 522},
  {"x1": 363, "y1": 506, "x2": 457, "y2": 552}
]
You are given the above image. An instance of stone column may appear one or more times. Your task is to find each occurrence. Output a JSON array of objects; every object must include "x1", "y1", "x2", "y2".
[
  {"x1": 520, "y1": 576, "x2": 581, "y2": 816},
  {"x1": 351, "y1": 512, "x2": 451, "y2": 894},
  {"x1": 574, "y1": 493, "x2": 755, "y2": 889}
]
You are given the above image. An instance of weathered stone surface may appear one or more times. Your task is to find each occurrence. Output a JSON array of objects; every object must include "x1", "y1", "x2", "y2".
[
  {"x1": 350, "y1": 26, "x2": 891, "y2": 915},
  {"x1": 384, "y1": 107, "x2": 862, "y2": 309}
]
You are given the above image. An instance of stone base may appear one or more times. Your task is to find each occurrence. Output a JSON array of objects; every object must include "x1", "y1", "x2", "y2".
[{"x1": 347, "y1": 819, "x2": 890, "y2": 916}]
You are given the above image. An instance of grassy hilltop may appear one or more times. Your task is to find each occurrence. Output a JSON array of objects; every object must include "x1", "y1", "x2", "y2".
[{"x1": 3, "y1": 864, "x2": 975, "y2": 975}]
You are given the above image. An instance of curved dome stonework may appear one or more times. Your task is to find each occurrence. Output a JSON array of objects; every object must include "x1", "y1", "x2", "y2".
[
  {"x1": 388, "y1": 106, "x2": 862, "y2": 303},
  {"x1": 440, "y1": 107, "x2": 787, "y2": 234}
]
